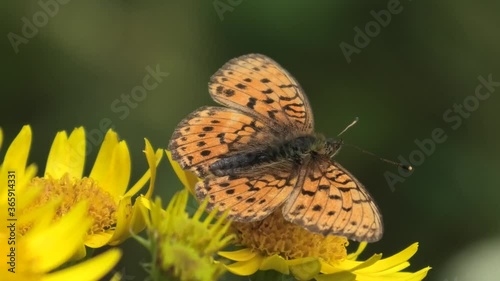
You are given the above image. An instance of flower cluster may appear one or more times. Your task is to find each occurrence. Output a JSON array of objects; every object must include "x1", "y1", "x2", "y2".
[
  {"x1": 167, "y1": 153, "x2": 431, "y2": 281},
  {"x1": 0, "y1": 126, "x2": 161, "y2": 281},
  {"x1": 136, "y1": 189, "x2": 234, "y2": 281},
  {"x1": 0, "y1": 125, "x2": 431, "y2": 281}
]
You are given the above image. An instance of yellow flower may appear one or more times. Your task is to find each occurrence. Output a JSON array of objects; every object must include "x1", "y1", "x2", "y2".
[
  {"x1": 137, "y1": 189, "x2": 235, "y2": 281},
  {"x1": 220, "y1": 210, "x2": 431, "y2": 281},
  {"x1": 23, "y1": 126, "x2": 163, "y2": 251},
  {"x1": 0, "y1": 126, "x2": 121, "y2": 281},
  {"x1": 166, "y1": 150, "x2": 431, "y2": 281},
  {"x1": 220, "y1": 209, "x2": 347, "y2": 280}
]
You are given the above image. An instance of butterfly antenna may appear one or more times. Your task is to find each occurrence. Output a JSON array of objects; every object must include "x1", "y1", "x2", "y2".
[
  {"x1": 344, "y1": 143, "x2": 413, "y2": 171},
  {"x1": 337, "y1": 117, "x2": 359, "y2": 137}
]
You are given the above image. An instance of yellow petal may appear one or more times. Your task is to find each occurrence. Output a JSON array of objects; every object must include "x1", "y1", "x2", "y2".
[
  {"x1": 41, "y1": 249, "x2": 122, "y2": 281},
  {"x1": 16, "y1": 182, "x2": 43, "y2": 214},
  {"x1": 17, "y1": 163, "x2": 38, "y2": 194},
  {"x1": 45, "y1": 131, "x2": 68, "y2": 178},
  {"x1": 143, "y1": 140, "x2": 159, "y2": 199},
  {"x1": 259, "y1": 255, "x2": 290, "y2": 275},
  {"x1": 286, "y1": 257, "x2": 319, "y2": 267},
  {"x1": 322, "y1": 254, "x2": 382, "y2": 274},
  {"x1": 72, "y1": 244, "x2": 87, "y2": 261},
  {"x1": 66, "y1": 127, "x2": 86, "y2": 178},
  {"x1": 45, "y1": 128, "x2": 85, "y2": 179},
  {"x1": 347, "y1": 242, "x2": 367, "y2": 260},
  {"x1": 356, "y1": 243, "x2": 418, "y2": 274},
  {"x1": 111, "y1": 196, "x2": 148, "y2": 245},
  {"x1": 124, "y1": 140, "x2": 163, "y2": 198},
  {"x1": 0, "y1": 126, "x2": 34, "y2": 206},
  {"x1": 349, "y1": 254, "x2": 382, "y2": 271},
  {"x1": 224, "y1": 255, "x2": 263, "y2": 276},
  {"x1": 130, "y1": 197, "x2": 148, "y2": 233},
  {"x1": 2, "y1": 125, "x2": 31, "y2": 174},
  {"x1": 137, "y1": 196, "x2": 153, "y2": 227},
  {"x1": 0, "y1": 127, "x2": 3, "y2": 149},
  {"x1": 218, "y1": 248, "x2": 257, "y2": 261},
  {"x1": 24, "y1": 201, "x2": 91, "y2": 272},
  {"x1": 166, "y1": 150, "x2": 199, "y2": 195},
  {"x1": 403, "y1": 266, "x2": 432, "y2": 281},
  {"x1": 89, "y1": 130, "x2": 119, "y2": 185},
  {"x1": 100, "y1": 141, "x2": 131, "y2": 199},
  {"x1": 86, "y1": 232, "x2": 114, "y2": 248},
  {"x1": 289, "y1": 258, "x2": 322, "y2": 281},
  {"x1": 366, "y1": 262, "x2": 410, "y2": 276},
  {"x1": 107, "y1": 196, "x2": 134, "y2": 246},
  {"x1": 18, "y1": 196, "x2": 60, "y2": 228}
]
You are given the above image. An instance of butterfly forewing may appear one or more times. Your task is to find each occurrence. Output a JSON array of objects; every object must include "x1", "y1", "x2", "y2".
[
  {"x1": 168, "y1": 106, "x2": 271, "y2": 177},
  {"x1": 209, "y1": 54, "x2": 314, "y2": 134}
]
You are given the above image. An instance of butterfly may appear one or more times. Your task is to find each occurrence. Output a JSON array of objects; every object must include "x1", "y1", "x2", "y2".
[{"x1": 168, "y1": 54, "x2": 383, "y2": 242}]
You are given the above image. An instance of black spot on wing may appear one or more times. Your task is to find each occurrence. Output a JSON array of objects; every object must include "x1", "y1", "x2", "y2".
[
  {"x1": 342, "y1": 207, "x2": 352, "y2": 212},
  {"x1": 263, "y1": 97, "x2": 275, "y2": 104},
  {"x1": 224, "y1": 89, "x2": 235, "y2": 97},
  {"x1": 246, "y1": 97, "x2": 257, "y2": 109},
  {"x1": 318, "y1": 184, "x2": 329, "y2": 190},
  {"x1": 301, "y1": 189, "x2": 315, "y2": 196},
  {"x1": 235, "y1": 83, "x2": 247, "y2": 89}
]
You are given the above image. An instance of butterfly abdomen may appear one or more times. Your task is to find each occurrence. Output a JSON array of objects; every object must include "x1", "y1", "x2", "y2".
[{"x1": 209, "y1": 135, "x2": 322, "y2": 176}]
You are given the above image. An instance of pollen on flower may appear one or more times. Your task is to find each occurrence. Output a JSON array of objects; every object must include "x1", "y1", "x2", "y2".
[
  {"x1": 23, "y1": 173, "x2": 117, "y2": 235},
  {"x1": 231, "y1": 209, "x2": 348, "y2": 265}
]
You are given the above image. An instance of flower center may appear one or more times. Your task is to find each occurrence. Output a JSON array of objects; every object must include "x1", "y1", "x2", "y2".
[
  {"x1": 231, "y1": 209, "x2": 348, "y2": 265},
  {"x1": 21, "y1": 173, "x2": 117, "y2": 235}
]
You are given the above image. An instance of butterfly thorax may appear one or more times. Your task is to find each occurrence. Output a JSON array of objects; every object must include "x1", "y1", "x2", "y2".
[{"x1": 209, "y1": 134, "x2": 342, "y2": 177}]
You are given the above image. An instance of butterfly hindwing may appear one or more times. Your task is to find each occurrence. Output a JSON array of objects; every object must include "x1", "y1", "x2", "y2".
[
  {"x1": 197, "y1": 169, "x2": 298, "y2": 222},
  {"x1": 282, "y1": 157, "x2": 383, "y2": 242}
]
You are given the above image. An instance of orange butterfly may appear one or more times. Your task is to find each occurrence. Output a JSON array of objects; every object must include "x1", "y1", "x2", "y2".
[{"x1": 168, "y1": 54, "x2": 383, "y2": 242}]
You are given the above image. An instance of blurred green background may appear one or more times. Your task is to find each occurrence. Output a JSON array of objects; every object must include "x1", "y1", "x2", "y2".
[{"x1": 2, "y1": 1, "x2": 499, "y2": 280}]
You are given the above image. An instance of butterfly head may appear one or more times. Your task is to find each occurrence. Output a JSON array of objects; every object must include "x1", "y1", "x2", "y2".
[{"x1": 325, "y1": 138, "x2": 343, "y2": 158}]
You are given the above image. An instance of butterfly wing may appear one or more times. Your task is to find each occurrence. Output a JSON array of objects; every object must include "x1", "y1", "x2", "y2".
[
  {"x1": 197, "y1": 169, "x2": 298, "y2": 222},
  {"x1": 209, "y1": 54, "x2": 314, "y2": 134},
  {"x1": 282, "y1": 157, "x2": 383, "y2": 242},
  {"x1": 168, "y1": 106, "x2": 272, "y2": 177}
]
